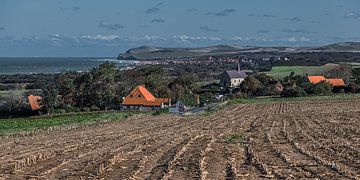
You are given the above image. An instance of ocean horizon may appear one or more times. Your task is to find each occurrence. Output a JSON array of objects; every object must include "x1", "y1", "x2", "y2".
[{"x1": 0, "y1": 57, "x2": 138, "y2": 75}]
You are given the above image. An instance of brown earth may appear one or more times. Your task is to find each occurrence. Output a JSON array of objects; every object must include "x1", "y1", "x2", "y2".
[{"x1": 0, "y1": 99, "x2": 360, "y2": 179}]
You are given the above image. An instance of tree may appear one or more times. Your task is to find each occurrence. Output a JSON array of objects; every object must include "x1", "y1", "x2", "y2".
[
  {"x1": 56, "y1": 71, "x2": 77, "y2": 108},
  {"x1": 307, "y1": 81, "x2": 333, "y2": 95},
  {"x1": 89, "y1": 62, "x2": 119, "y2": 109},
  {"x1": 282, "y1": 73, "x2": 309, "y2": 88},
  {"x1": 347, "y1": 82, "x2": 358, "y2": 94},
  {"x1": 254, "y1": 73, "x2": 272, "y2": 86},
  {"x1": 41, "y1": 82, "x2": 58, "y2": 114},
  {"x1": 142, "y1": 67, "x2": 170, "y2": 97},
  {"x1": 3, "y1": 91, "x2": 24, "y2": 115},
  {"x1": 240, "y1": 76, "x2": 262, "y2": 96},
  {"x1": 169, "y1": 73, "x2": 199, "y2": 101},
  {"x1": 352, "y1": 68, "x2": 360, "y2": 84},
  {"x1": 281, "y1": 86, "x2": 307, "y2": 97}
]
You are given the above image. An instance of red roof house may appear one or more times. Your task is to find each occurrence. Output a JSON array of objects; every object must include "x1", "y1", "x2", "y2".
[
  {"x1": 307, "y1": 76, "x2": 345, "y2": 87},
  {"x1": 307, "y1": 76, "x2": 326, "y2": 84},
  {"x1": 28, "y1": 95, "x2": 42, "y2": 111},
  {"x1": 122, "y1": 85, "x2": 170, "y2": 111},
  {"x1": 325, "y1": 79, "x2": 346, "y2": 87}
]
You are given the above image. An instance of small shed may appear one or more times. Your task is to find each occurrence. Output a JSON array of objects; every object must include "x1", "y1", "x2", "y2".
[{"x1": 169, "y1": 101, "x2": 185, "y2": 114}]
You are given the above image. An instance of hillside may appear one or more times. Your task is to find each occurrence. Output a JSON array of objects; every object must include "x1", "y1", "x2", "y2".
[{"x1": 117, "y1": 42, "x2": 360, "y2": 60}]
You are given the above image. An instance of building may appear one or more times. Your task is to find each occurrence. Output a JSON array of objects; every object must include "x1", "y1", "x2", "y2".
[
  {"x1": 122, "y1": 85, "x2": 171, "y2": 111},
  {"x1": 220, "y1": 64, "x2": 248, "y2": 88},
  {"x1": 307, "y1": 76, "x2": 345, "y2": 87},
  {"x1": 28, "y1": 95, "x2": 42, "y2": 111},
  {"x1": 169, "y1": 101, "x2": 185, "y2": 114}
]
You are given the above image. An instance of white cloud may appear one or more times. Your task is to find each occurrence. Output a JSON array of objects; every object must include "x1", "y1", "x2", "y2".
[
  {"x1": 80, "y1": 35, "x2": 120, "y2": 41},
  {"x1": 144, "y1": 35, "x2": 167, "y2": 41}
]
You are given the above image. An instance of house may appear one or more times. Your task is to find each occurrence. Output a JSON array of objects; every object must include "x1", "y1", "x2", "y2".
[
  {"x1": 307, "y1": 76, "x2": 326, "y2": 84},
  {"x1": 28, "y1": 95, "x2": 42, "y2": 111},
  {"x1": 273, "y1": 81, "x2": 284, "y2": 93},
  {"x1": 220, "y1": 64, "x2": 248, "y2": 88},
  {"x1": 307, "y1": 76, "x2": 345, "y2": 87},
  {"x1": 122, "y1": 85, "x2": 171, "y2": 111}
]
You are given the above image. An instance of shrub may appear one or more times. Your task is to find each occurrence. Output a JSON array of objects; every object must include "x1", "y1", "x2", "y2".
[
  {"x1": 281, "y1": 86, "x2": 307, "y2": 97},
  {"x1": 307, "y1": 81, "x2": 332, "y2": 95},
  {"x1": 240, "y1": 76, "x2": 262, "y2": 96},
  {"x1": 346, "y1": 82, "x2": 358, "y2": 93}
]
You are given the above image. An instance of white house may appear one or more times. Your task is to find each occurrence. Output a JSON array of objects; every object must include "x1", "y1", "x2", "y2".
[{"x1": 220, "y1": 64, "x2": 248, "y2": 88}]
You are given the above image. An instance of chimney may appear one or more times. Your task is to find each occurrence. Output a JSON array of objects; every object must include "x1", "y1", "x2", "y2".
[{"x1": 237, "y1": 59, "x2": 241, "y2": 72}]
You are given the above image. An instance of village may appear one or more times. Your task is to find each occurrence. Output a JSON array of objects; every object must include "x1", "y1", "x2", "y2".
[{"x1": 14, "y1": 60, "x2": 352, "y2": 118}]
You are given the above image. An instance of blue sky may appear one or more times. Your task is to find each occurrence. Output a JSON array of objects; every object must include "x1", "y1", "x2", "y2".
[{"x1": 1, "y1": 0, "x2": 360, "y2": 57}]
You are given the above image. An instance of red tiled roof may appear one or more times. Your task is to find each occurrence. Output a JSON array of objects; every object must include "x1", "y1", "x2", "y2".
[
  {"x1": 307, "y1": 76, "x2": 345, "y2": 87},
  {"x1": 307, "y1": 76, "x2": 326, "y2": 84},
  {"x1": 326, "y1": 79, "x2": 345, "y2": 87},
  {"x1": 28, "y1": 95, "x2": 42, "y2": 110},
  {"x1": 122, "y1": 85, "x2": 170, "y2": 106}
]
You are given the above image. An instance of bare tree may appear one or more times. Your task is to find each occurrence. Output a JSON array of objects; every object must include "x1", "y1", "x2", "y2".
[{"x1": 3, "y1": 91, "x2": 24, "y2": 116}]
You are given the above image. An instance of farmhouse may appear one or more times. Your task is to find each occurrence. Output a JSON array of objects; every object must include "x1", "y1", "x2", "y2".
[
  {"x1": 28, "y1": 95, "x2": 42, "y2": 111},
  {"x1": 220, "y1": 64, "x2": 248, "y2": 88},
  {"x1": 307, "y1": 76, "x2": 345, "y2": 87},
  {"x1": 122, "y1": 85, "x2": 171, "y2": 111}
]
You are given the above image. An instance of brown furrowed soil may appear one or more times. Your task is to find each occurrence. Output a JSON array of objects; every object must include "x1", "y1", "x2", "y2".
[{"x1": 1, "y1": 99, "x2": 360, "y2": 179}]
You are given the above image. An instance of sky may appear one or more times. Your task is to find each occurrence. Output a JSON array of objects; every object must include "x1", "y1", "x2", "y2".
[{"x1": 0, "y1": 0, "x2": 360, "y2": 57}]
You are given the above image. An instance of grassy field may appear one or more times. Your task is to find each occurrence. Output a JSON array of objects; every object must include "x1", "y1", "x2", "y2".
[
  {"x1": 0, "y1": 90, "x2": 9, "y2": 97},
  {"x1": 0, "y1": 111, "x2": 134, "y2": 135},
  {"x1": 0, "y1": 90, "x2": 27, "y2": 97},
  {"x1": 228, "y1": 93, "x2": 360, "y2": 105},
  {"x1": 266, "y1": 66, "x2": 334, "y2": 79}
]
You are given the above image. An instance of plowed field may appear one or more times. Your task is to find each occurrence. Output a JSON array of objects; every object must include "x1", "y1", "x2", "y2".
[{"x1": 1, "y1": 99, "x2": 360, "y2": 179}]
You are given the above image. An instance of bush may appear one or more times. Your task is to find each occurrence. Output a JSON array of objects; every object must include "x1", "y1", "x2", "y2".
[
  {"x1": 346, "y1": 82, "x2": 358, "y2": 93},
  {"x1": 281, "y1": 86, "x2": 307, "y2": 97},
  {"x1": 90, "y1": 105, "x2": 101, "y2": 111},
  {"x1": 307, "y1": 81, "x2": 332, "y2": 95},
  {"x1": 240, "y1": 76, "x2": 262, "y2": 96}
]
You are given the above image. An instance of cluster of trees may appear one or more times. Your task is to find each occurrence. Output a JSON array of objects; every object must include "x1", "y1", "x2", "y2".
[
  {"x1": 237, "y1": 71, "x2": 359, "y2": 99},
  {"x1": 240, "y1": 73, "x2": 283, "y2": 97},
  {"x1": 38, "y1": 62, "x2": 199, "y2": 114}
]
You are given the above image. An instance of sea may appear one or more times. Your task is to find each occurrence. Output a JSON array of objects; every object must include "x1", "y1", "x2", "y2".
[{"x1": 0, "y1": 57, "x2": 138, "y2": 75}]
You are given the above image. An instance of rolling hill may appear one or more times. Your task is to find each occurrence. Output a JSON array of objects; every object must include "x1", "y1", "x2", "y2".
[{"x1": 117, "y1": 42, "x2": 360, "y2": 60}]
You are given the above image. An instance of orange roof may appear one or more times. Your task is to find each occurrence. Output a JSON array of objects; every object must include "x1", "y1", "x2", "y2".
[
  {"x1": 326, "y1": 79, "x2": 345, "y2": 87},
  {"x1": 28, "y1": 95, "x2": 42, "y2": 110},
  {"x1": 307, "y1": 76, "x2": 326, "y2": 84},
  {"x1": 122, "y1": 85, "x2": 170, "y2": 106}
]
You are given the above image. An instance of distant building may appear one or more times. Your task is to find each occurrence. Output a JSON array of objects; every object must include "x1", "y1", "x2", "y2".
[
  {"x1": 273, "y1": 81, "x2": 284, "y2": 93},
  {"x1": 169, "y1": 101, "x2": 185, "y2": 114},
  {"x1": 307, "y1": 76, "x2": 345, "y2": 87},
  {"x1": 28, "y1": 95, "x2": 42, "y2": 111},
  {"x1": 220, "y1": 63, "x2": 248, "y2": 88},
  {"x1": 122, "y1": 85, "x2": 171, "y2": 111}
]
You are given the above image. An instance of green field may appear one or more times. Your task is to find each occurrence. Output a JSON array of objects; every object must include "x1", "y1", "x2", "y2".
[
  {"x1": 266, "y1": 66, "x2": 334, "y2": 79},
  {"x1": 0, "y1": 90, "x2": 27, "y2": 97},
  {"x1": 0, "y1": 111, "x2": 134, "y2": 135},
  {"x1": 0, "y1": 90, "x2": 9, "y2": 97},
  {"x1": 228, "y1": 93, "x2": 360, "y2": 105}
]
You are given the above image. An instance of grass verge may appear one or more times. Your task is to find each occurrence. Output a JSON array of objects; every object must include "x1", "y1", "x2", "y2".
[
  {"x1": 228, "y1": 93, "x2": 360, "y2": 106},
  {"x1": 265, "y1": 66, "x2": 334, "y2": 79},
  {"x1": 0, "y1": 111, "x2": 134, "y2": 135}
]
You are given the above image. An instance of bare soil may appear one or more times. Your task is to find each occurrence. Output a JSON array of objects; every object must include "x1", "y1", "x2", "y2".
[{"x1": 1, "y1": 99, "x2": 360, "y2": 179}]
